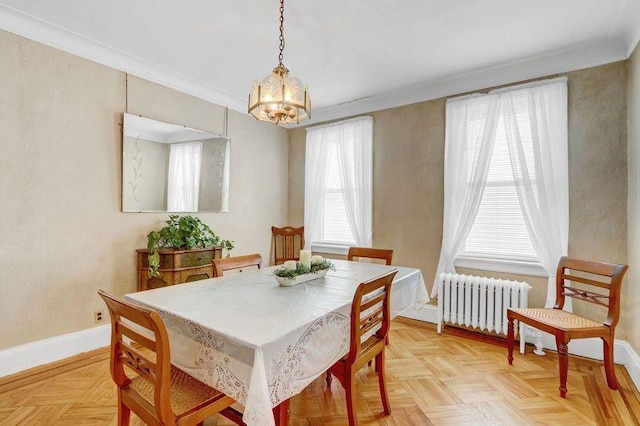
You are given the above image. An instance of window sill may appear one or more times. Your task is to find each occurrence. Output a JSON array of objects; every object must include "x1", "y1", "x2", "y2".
[
  {"x1": 454, "y1": 256, "x2": 548, "y2": 277},
  {"x1": 310, "y1": 242, "x2": 352, "y2": 256}
]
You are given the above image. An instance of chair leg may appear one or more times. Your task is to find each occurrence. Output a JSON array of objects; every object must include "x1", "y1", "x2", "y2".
[
  {"x1": 376, "y1": 351, "x2": 391, "y2": 415},
  {"x1": 507, "y1": 316, "x2": 515, "y2": 365},
  {"x1": 117, "y1": 393, "x2": 130, "y2": 426},
  {"x1": 556, "y1": 337, "x2": 569, "y2": 398},
  {"x1": 602, "y1": 336, "x2": 619, "y2": 390},
  {"x1": 370, "y1": 336, "x2": 390, "y2": 370},
  {"x1": 345, "y1": 368, "x2": 358, "y2": 426},
  {"x1": 272, "y1": 398, "x2": 290, "y2": 426},
  {"x1": 326, "y1": 369, "x2": 333, "y2": 387}
]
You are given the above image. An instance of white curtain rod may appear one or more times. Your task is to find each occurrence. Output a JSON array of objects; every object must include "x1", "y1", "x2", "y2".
[{"x1": 447, "y1": 76, "x2": 568, "y2": 104}]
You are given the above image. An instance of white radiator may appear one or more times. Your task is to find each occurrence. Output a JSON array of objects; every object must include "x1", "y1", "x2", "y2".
[{"x1": 437, "y1": 272, "x2": 532, "y2": 354}]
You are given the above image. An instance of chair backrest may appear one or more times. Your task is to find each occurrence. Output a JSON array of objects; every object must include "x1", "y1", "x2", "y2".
[
  {"x1": 272, "y1": 226, "x2": 304, "y2": 265},
  {"x1": 213, "y1": 253, "x2": 263, "y2": 277},
  {"x1": 347, "y1": 269, "x2": 398, "y2": 364},
  {"x1": 554, "y1": 256, "x2": 628, "y2": 327},
  {"x1": 347, "y1": 247, "x2": 394, "y2": 265},
  {"x1": 98, "y1": 290, "x2": 174, "y2": 424}
]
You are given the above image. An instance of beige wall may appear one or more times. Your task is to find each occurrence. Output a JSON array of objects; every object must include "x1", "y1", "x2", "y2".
[
  {"x1": 0, "y1": 30, "x2": 288, "y2": 350},
  {"x1": 627, "y1": 43, "x2": 640, "y2": 353},
  {"x1": 289, "y1": 62, "x2": 628, "y2": 332}
]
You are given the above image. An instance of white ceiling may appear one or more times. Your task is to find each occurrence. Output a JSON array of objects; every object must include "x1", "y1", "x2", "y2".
[{"x1": 1, "y1": 0, "x2": 639, "y2": 125}]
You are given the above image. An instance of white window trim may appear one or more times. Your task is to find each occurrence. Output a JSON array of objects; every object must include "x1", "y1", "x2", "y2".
[
  {"x1": 454, "y1": 255, "x2": 548, "y2": 277},
  {"x1": 310, "y1": 242, "x2": 351, "y2": 256}
]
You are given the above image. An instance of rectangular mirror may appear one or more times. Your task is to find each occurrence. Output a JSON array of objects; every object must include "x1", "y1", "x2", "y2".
[{"x1": 122, "y1": 114, "x2": 230, "y2": 213}]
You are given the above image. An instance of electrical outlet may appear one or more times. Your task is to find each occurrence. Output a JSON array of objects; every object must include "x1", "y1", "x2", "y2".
[{"x1": 94, "y1": 309, "x2": 104, "y2": 324}]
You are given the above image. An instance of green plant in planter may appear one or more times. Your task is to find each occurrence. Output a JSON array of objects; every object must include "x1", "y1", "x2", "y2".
[
  {"x1": 147, "y1": 215, "x2": 234, "y2": 277},
  {"x1": 273, "y1": 259, "x2": 335, "y2": 278}
]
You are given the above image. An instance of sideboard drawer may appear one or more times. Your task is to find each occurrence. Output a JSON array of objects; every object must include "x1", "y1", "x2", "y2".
[
  {"x1": 180, "y1": 250, "x2": 215, "y2": 268},
  {"x1": 136, "y1": 247, "x2": 222, "y2": 291}
]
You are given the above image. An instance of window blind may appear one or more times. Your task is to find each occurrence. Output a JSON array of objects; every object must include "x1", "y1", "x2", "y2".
[
  {"x1": 322, "y1": 142, "x2": 355, "y2": 243},
  {"x1": 462, "y1": 111, "x2": 537, "y2": 260}
]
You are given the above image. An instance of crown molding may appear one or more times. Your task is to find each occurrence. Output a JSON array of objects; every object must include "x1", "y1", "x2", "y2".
[
  {"x1": 300, "y1": 37, "x2": 629, "y2": 127},
  {"x1": 626, "y1": 20, "x2": 640, "y2": 57},
  {"x1": 0, "y1": 3, "x2": 636, "y2": 128},
  {"x1": 0, "y1": 4, "x2": 247, "y2": 113}
]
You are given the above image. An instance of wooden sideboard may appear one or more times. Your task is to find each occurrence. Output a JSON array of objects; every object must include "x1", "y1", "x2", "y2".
[{"x1": 136, "y1": 247, "x2": 223, "y2": 291}]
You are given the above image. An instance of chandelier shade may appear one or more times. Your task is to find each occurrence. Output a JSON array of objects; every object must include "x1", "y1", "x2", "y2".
[
  {"x1": 248, "y1": 0, "x2": 311, "y2": 125},
  {"x1": 248, "y1": 66, "x2": 310, "y2": 124}
]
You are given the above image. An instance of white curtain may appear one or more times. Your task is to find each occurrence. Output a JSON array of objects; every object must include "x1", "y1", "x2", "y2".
[
  {"x1": 500, "y1": 79, "x2": 569, "y2": 307},
  {"x1": 432, "y1": 94, "x2": 500, "y2": 296},
  {"x1": 167, "y1": 141, "x2": 203, "y2": 212},
  {"x1": 304, "y1": 131, "x2": 331, "y2": 249},
  {"x1": 335, "y1": 118, "x2": 373, "y2": 247},
  {"x1": 433, "y1": 78, "x2": 568, "y2": 307},
  {"x1": 304, "y1": 117, "x2": 373, "y2": 249}
]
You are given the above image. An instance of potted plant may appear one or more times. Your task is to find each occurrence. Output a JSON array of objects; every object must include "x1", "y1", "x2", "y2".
[{"x1": 147, "y1": 215, "x2": 234, "y2": 277}]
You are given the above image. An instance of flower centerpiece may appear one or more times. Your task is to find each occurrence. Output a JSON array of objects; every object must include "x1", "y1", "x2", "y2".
[{"x1": 273, "y1": 253, "x2": 334, "y2": 287}]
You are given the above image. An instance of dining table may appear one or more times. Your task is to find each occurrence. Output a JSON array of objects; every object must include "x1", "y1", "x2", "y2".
[{"x1": 125, "y1": 259, "x2": 429, "y2": 426}]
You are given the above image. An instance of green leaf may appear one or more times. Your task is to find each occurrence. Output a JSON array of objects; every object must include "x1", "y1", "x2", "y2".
[
  {"x1": 146, "y1": 215, "x2": 234, "y2": 273},
  {"x1": 148, "y1": 251, "x2": 160, "y2": 277}
]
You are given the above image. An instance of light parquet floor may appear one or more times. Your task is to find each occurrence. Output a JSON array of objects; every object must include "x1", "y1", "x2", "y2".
[{"x1": 1, "y1": 318, "x2": 639, "y2": 425}]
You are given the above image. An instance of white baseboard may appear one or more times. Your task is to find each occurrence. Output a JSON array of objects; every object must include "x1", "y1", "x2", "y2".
[
  {"x1": 399, "y1": 304, "x2": 438, "y2": 323},
  {"x1": 533, "y1": 332, "x2": 640, "y2": 391},
  {"x1": 0, "y1": 325, "x2": 110, "y2": 378},
  {"x1": 620, "y1": 340, "x2": 640, "y2": 390}
]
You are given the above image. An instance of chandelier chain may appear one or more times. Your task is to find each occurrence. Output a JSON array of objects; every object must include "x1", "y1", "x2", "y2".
[{"x1": 278, "y1": 0, "x2": 285, "y2": 67}]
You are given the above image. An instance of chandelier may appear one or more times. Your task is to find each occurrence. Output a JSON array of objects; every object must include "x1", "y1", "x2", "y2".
[{"x1": 248, "y1": 0, "x2": 311, "y2": 125}]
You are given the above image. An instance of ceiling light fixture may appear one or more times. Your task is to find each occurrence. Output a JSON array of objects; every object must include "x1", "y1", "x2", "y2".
[{"x1": 248, "y1": 0, "x2": 310, "y2": 125}]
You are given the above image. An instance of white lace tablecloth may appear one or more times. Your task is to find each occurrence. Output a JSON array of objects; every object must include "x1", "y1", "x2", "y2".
[{"x1": 125, "y1": 260, "x2": 428, "y2": 426}]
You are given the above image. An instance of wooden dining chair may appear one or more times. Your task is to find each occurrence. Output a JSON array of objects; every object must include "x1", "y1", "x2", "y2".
[
  {"x1": 347, "y1": 247, "x2": 394, "y2": 265},
  {"x1": 507, "y1": 256, "x2": 628, "y2": 398},
  {"x1": 272, "y1": 226, "x2": 304, "y2": 265},
  {"x1": 97, "y1": 290, "x2": 244, "y2": 425},
  {"x1": 326, "y1": 269, "x2": 398, "y2": 426},
  {"x1": 213, "y1": 253, "x2": 262, "y2": 277}
]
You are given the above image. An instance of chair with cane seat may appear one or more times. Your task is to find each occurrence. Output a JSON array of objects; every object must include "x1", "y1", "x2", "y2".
[
  {"x1": 98, "y1": 290, "x2": 244, "y2": 425},
  {"x1": 326, "y1": 269, "x2": 398, "y2": 425},
  {"x1": 507, "y1": 256, "x2": 628, "y2": 398}
]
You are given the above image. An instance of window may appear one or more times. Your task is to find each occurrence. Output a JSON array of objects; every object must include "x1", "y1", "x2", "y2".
[
  {"x1": 435, "y1": 78, "x2": 568, "y2": 284},
  {"x1": 167, "y1": 141, "x2": 203, "y2": 212},
  {"x1": 461, "y1": 110, "x2": 538, "y2": 262},
  {"x1": 304, "y1": 117, "x2": 373, "y2": 253}
]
